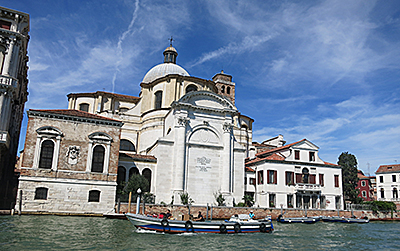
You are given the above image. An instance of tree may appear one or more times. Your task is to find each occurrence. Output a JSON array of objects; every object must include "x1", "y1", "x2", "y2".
[
  {"x1": 338, "y1": 152, "x2": 362, "y2": 204},
  {"x1": 123, "y1": 174, "x2": 150, "y2": 201},
  {"x1": 179, "y1": 192, "x2": 194, "y2": 205},
  {"x1": 214, "y1": 191, "x2": 226, "y2": 206},
  {"x1": 243, "y1": 194, "x2": 254, "y2": 207}
]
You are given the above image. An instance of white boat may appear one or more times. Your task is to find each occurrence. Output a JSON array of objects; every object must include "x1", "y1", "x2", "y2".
[{"x1": 125, "y1": 213, "x2": 274, "y2": 234}]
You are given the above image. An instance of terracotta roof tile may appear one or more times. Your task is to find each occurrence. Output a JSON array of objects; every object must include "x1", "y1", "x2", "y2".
[
  {"x1": 29, "y1": 109, "x2": 121, "y2": 122},
  {"x1": 376, "y1": 164, "x2": 400, "y2": 173},
  {"x1": 256, "y1": 139, "x2": 307, "y2": 157},
  {"x1": 246, "y1": 153, "x2": 285, "y2": 165},
  {"x1": 120, "y1": 152, "x2": 157, "y2": 162},
  {"x1": 245, "y1": 166, "x2": 255, "y2": 172},
  {"x1": 324, "y1": 161, "x2": 340, "y2": 167}
]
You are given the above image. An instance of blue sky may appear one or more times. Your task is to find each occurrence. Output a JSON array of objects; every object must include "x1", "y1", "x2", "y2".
[{"x1": 4, "y1": 0, "x2": 400, "y2": 175}]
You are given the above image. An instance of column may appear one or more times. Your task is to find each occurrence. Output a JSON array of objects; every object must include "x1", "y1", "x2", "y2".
[
  {"x1": 172, "y1": 114, "x2": 188, "y2": 193},
  {"x1": 221, "y1": 121, "x2": 233, "y2": 193}
]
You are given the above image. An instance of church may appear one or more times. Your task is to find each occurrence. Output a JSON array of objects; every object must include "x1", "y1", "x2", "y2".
[{"x1": 16, "y1": 44, "x2": 254, "y2": 214}]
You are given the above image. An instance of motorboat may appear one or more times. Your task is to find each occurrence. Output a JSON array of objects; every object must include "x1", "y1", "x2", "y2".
[
  {"x1": 277, "y1": 215, "x2": 321, "y2": 224},
  {"x1": 125, "y1": 213, "x2": 274, "y2": 234}
]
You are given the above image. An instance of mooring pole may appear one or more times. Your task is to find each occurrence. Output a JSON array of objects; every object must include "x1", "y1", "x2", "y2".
[
  {"x1": 18, "y1": 190, "x2": 22, "y2": 216},
  {"x1": 128, "y1": 192, "x2": 132, "y2": 213},
  {"x1": 206, "y1": 203, "x2": 209, "y2": 221},
  {"x1": 210, "y1": 205, "x2": 213, "y2": 220},
  {"x1": 117, "y1": 197, "x2": 121, "y2": 213}
]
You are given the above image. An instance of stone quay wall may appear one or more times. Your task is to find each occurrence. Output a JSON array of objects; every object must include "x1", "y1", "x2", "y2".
[{"x1": 116, "y1": 203, "x2": 400, "y2": 221}]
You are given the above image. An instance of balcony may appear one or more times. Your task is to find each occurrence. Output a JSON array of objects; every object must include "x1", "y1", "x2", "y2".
[
  {"x1": 295, "y1": 183, "x2": 321, "y2": 191},
  {"x1": 0, "y1": 131, "x2": 10, "y2": 148},
  {"x1": 0, "y1": 75, "x2": 18, "y2": 89}
]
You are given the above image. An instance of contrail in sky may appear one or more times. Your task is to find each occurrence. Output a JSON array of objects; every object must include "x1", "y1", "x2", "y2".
[{"x1": 112, "y1": 0, "x2": 140, "y2": 93}]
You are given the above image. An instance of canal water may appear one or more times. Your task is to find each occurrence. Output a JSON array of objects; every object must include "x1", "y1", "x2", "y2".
[{"x1": 1, "y1": 215, "x2": 399, "y2": 250}]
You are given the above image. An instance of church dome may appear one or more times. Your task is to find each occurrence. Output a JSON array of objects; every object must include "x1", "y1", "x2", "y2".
[
  {"x1": 142, "y1": 44, "x2": 190, "y2": 83},
  {"x1": 142, "y1": 63, "x2": 189, "y2": 83}
]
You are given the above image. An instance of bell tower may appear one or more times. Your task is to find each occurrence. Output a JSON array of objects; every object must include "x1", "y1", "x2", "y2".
[{"x1": 212, "y1": 71, "x2": 235, "y2": 105}]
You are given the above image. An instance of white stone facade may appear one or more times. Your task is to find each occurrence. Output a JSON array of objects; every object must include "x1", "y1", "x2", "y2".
[
  {"x1": 66, "y1": 46, "x2": 253, "y2": 206},
  {"x1": 376, "y1": 164, "x2": 400, "y2": 202},
  {"x1": 246, "y1": 137, "x2": 343, "y2": 210}
]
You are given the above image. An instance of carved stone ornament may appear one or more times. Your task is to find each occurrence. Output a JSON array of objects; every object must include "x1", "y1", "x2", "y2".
[
  {"x1": 66, "y1": 146, "x2": 80, "y2": 165},
  {"x1": 177, "y1": 116, "x2": 189, "y2": 126},
  {"x1": 223, "y1": 122, "x2": 233, "y2": 133}
]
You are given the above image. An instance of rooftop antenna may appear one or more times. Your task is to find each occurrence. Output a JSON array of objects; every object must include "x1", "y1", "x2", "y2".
[{"x1": 168, "y1": 36, "x2": 174, "y2": 46}]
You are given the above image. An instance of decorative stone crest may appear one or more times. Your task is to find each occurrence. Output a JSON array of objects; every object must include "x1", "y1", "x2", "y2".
[
  {"x1": 66, "y1": 146, "x2": 80, "y2": 165},
  {"x1": 196, "y1": 156, "x2": 211, "y2": 172},
  {"x1": 223, "y1": 122, "x2": 233, "y2": 133},
  {"x1": 177, "y1": 116, "x2": 189, "y2": 127}
]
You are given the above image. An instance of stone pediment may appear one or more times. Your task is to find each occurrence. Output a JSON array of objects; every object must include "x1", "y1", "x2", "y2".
[
  {"x1": 173, "y1": 91, "x2": 236, "y2": 112},
  {"x1": 293, "y1": 140, "x2": 319, "y2": 151}
]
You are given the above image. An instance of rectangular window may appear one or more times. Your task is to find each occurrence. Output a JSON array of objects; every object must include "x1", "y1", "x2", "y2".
[
  {"x1": 34, "y1": 187, "x2": 48, "y2": 200},
  {"x1": 258, "y1": 171, "x2": 264, "y2": 185},
  {"x1": 319, "y1": 174, "x2": 324, "y2": 186},
  {"x1": 88, "y1": 190, "x2": 101, "y2": 202},
  {"x1": 0, "y1": 20, "x2": 11, "y2": 30},
  {"x1": 287, "y1": 194, "x2": 293, "y2": 208},
  {"x1": 310, "y1": 174, "x2": 316, "y2": 184},
  {"x1": 267, "y1": 170, "x2": 277, "y2": 184},
  {"x1": 296, "y1": 173, "x2": 302, "y2": 184},
  {"x1": 285, "y1": 171, "x2": 294, "y2": 185},
  {"x1": 309, "y1": 152, "x2": 315, "y2": 161},
  {"x1": 269, "y1": 194, "x2": 275, "y2": 208},
  {"x1": 380, "y1": 176, "x2": 384, "y2": 183},
  {"x1": 393, "y1": 175, "x2": 396, "y2": 182},
  {"x1": 295, "y1": 150, "x2": 300, "y2": 160},
  {"x1": 334, "y1": 175, "x2": 339, "y2": 187},
  {"x1": 250, "y1": 178, "x2": 256, "y2": 185}
]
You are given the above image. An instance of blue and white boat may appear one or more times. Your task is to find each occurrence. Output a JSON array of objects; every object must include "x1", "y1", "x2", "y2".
[
  {"x1": 277, "y1": 215, "x2": 321, "y2": 224},
  {"x1": 125, "y1": 213, "x2": 274, "y2": 234}
]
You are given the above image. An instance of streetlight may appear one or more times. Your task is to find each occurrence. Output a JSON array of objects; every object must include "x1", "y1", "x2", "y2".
[{"x1": 136, "y1": 188, "x2": 142, "y2": 214}]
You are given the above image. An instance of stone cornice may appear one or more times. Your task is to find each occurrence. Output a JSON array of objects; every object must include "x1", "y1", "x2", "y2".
[{"x1": 28, "y1": 110, "x2": 123, "y2": 127}]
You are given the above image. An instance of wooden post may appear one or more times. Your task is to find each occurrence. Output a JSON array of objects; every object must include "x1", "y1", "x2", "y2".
[
  {"x1": 128, "y1": 192, "x2": 132, "y2": 213},
  {"x1": 117, "y1": 197, "x2": 121, "y2": 213},
  {"x1": 18, "y1": 190, "x2": 22, "y2": 216}
]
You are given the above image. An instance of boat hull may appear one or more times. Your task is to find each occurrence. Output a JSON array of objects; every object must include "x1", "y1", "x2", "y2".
[
  {"x1": 278, "y1": 216, "x2": 321, "y2": 224},
  {"x1": 125, "y1": 213, "x2": 274, "y2": 234}
]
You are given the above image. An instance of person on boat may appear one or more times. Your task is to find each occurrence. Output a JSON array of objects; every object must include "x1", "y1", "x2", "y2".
[
  {"x1": 194, "y1": 211, "x2": 205, "y2": 221},
  {"x1": 249, "y1": 210, "x2": 255, "y2": 219},
  {"x1": 164, "y1": 209, "x2": 172, "y2": 219}
]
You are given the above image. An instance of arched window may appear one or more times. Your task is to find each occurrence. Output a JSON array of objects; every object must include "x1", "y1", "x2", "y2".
[
  {"x1": 117, "y1": 166, "x2": 126, "y2": 184},
  {"x1": 221, "y1": 86, "x2": 225, "y2": 93},
  {"x1": 129, "y1": 167, "x2": 139, "y2": 178},
  {"x1": 227, "y1": 86, "x2": 231, "y2": 94},
  {"x1": 120, "y1": 139, "x2": 135, "y2": 152},
  {"x1": 143, "y1": 168, "x2": 152, "y2": 192},
  {"x1": 393, "y1": 188, "x2": 398, "y2": 199},
  {"x1": 88, "y1": 190, "x2": 101, "y2": 202},
  {"x1": 155, "y1": 91, "x2": 162, "y2": 109},
  {"x1": 39, "y1": 140, "x2": 54, "y2": 169},
  {"x1": 302, "y1": 168, "x2": 309, "y2": 184},
  {"x1": 91, "y1": 145, "x2": 105, "y2": 173},
  {"x1": 185, "y1": 85, "x2": 198, "y2": 94},
  {"x1": 79, "y1": 103, "x2": 90, "y2": 112},
  {"x1": 34, "y1": 187, "x2": 48, "y2": 200}
]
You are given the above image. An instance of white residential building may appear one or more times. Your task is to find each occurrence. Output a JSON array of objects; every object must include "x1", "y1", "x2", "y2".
[
  {"x1": 246, "y1": 136, "x2": 343, "y2": 210},
  {"x1": 376, "y1": 164, "x2": 400, "y2": 202}
]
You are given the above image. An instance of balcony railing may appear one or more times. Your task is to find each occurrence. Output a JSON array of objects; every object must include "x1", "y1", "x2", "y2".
[
  {"x1": 295, "y1": 183, "x2": 321, "y2": 191},
  {"x1": 0, "y1": 75, "x2": 18, "y2": 89}
]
